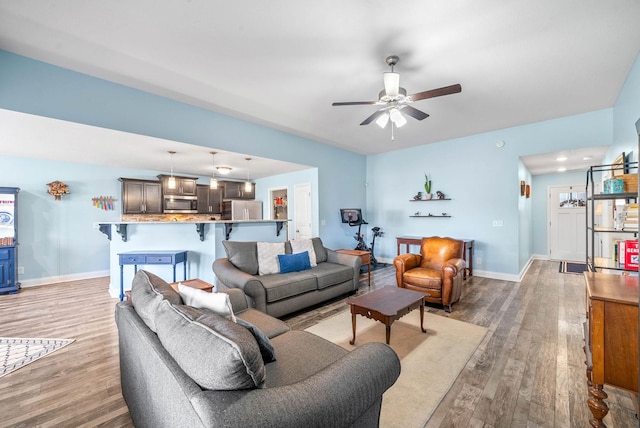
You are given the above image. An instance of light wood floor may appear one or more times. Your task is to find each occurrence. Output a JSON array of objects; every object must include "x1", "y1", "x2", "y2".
[{"x1": 0, "y1": 260, "x2": 636, "y2": 427}]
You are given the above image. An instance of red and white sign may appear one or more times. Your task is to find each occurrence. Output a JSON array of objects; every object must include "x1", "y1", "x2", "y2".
[{"x1": 624, "y1": 240, "x2": 639, "y2": 270}]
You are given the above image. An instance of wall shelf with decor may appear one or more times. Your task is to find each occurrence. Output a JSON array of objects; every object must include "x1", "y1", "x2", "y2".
[
  {"x1": 409, "y1": 198, "x2": 451, "y2": 202},
  {"x1": 409, "y1": 215, "x2": 451, "y2": 218},
  {"x1": 585, "y1": 157, "x2": 638, "y2": 273}
]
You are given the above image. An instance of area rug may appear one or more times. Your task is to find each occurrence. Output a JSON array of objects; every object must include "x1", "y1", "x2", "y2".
[
  {"x1": 559, "y1": 261, "x2": 588, "y2": 274},
  {"x1": 1, "y1": 337, "x2": 75, "y2": 378},
  {"x1": 306, "y1": 310, "x2": 487, "y2": 427}
]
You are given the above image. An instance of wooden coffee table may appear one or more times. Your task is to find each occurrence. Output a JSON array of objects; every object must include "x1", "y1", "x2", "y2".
[{"x1": 345, "y1": 287, "x2": 426, "y2": 345}]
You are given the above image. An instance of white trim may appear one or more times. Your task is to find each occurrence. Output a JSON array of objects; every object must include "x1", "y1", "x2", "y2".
[{"x1": 18, "y1": 270, "x2": 110, "y2": 288}]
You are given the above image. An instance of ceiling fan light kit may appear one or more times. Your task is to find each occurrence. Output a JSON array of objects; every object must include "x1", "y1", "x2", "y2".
[{"x1": 332, "y1": 55, "x2": 461, "y2": 139}]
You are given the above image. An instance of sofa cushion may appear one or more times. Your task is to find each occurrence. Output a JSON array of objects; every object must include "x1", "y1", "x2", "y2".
[
  {"x1": 308, "y1": 262, "x2": 355, "y2": 290},
  {"x1": 311, "y1": 237, "x2": 328, "y2": 263},
  {"x1": 259, "y1": 272, "x2": 318, "y2": 303},
  {"x1": 278, "y1": 251, "x2": 312, "y2": 274},
  {"x1": 290, "y1": 238, "x2": 317, "y2": 266},
  {"x1": 155, "y1": 301, "x2": 266, "y2": 390},
  {"x1": 222, "y1": 241, "x2": 259, "y2": 275},
  {"x1": 130, "y1": 270, "x2": 182, "y2": 333},
  {"x1": 257, "y1": 241, "x2": 285, "y2": 275},
  {"x1": 178, "y1": 283, "x2": 236, "y2": 322},
  {"x1": 236, "y1": 317, "x2": 276, "y2": 363},
  {"x1": 265, "y1": 330, "x2": 348, "y2": 388}
]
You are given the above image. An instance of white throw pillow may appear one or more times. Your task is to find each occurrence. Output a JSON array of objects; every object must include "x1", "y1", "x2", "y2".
[
  {"x1": 257, "y1": 242, "x2": 285, "y2": 275},
  {"x1": 290, "y1": 239, "x2": 317, "y2": 266},
  {"x1": 178, "y1": 283, "x2": 236, "y2": 322}
]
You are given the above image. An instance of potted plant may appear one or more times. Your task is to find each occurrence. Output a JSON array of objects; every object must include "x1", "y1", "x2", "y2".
[{"x1": 424, "y1": 173, "x2": 433, "y2": 200}]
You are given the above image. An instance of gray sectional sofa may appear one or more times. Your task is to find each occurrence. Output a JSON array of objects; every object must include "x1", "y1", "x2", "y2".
[
  {"x1": 116, "y1": 270, "x2": 401, "y2": 428},
  {"x1": 213, "y1": 238, "x2": 361, "y2": 318}
]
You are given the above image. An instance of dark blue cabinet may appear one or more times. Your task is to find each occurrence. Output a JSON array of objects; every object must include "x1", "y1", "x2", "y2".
[{"x1": 0, "y1": 187, "x2": 19, "y2": 295}]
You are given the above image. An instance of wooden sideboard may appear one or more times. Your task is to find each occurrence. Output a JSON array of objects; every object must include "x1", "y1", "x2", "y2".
[{"x1": 583, "y1": 271, "x2": 638, "y2": 427}]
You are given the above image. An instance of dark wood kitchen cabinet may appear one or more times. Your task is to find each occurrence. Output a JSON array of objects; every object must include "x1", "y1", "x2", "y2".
[
  {"x1": 196, "y1": 185, "x2": 222, "y2": 214},
  {"x1": 120, "y1": 178, "x2": 162, "y2": 214},
  {"x1": 221, "y1": 181, "x2": 255, "y2": 199},
  {"x1": 157, "y1": 175, "x2": 197, "y2": 196}
]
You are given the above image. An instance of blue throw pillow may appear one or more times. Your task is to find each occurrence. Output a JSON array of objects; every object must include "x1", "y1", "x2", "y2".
[{"x1": 278, "y1": 251, "x2": 311, "y2": 274}]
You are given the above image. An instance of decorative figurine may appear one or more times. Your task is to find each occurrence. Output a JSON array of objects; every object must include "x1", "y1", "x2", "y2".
[
  {"x1": 413, "y1": 191, "x2": 423, "y2": 200},
  {"x1": 436, "y1": 191, "x2": 446, "y2": 199}
]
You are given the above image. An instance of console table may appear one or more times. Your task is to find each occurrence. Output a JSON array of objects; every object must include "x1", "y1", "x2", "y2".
[
  {"x1": 396, "y1": 236, "x2": 474, "y2": 278},
  {"x1": 583, "y1": 271, "x2": 638, "y2": 427},
  {"x1": 118, "y1": 250, "x2": 188, "y2": 301}
]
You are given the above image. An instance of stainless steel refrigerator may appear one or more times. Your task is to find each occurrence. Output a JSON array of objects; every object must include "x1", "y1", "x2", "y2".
[{"x1": 222, "y1": 200, "x2": 263, "y2": 220}]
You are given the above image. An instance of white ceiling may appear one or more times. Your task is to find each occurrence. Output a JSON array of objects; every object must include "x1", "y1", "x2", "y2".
[{"x1": 0, "y1": 1, "x2": 639, "y2": 175}]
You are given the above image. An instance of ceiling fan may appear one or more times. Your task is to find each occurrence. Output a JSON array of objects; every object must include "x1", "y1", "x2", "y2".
[{"x1": 332, "y1": 55, "x2": 462, "y2": 131}]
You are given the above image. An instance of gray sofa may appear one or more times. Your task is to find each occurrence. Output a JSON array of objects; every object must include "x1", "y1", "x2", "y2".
[
  {"x1": 116, "y1": 270, "x2": 401, "y2": 428},
  {"x1": 213, "y1": 238, "x2": 361, "y2": 318}
]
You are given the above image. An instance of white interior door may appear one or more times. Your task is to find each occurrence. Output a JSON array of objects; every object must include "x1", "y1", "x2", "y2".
[
  {"x1": 548, "y1": 185, "x2": 586, "y2": 262},
  {"x1": 293, "y1": 183, "x2": 312, "y2": 240}
]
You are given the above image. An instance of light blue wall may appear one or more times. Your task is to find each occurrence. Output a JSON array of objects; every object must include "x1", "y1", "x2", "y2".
[
  {"x1": 610, "y1": 53, "x2": 640, "y2": 164},
  {"x1": 366, "y1": 108, "x2": 613, "y2": 277},
  {"x1": 517, "y1": 159, "x2": 533, "y2": 272},
  {"x1": 0, "y1": 156, "x2": 162, "y2": 282},
  {"x1": 0, "y1": 51, "x2": 366, "y2": 253},
  {"x1": 1, "y1": 48, "x2": 638, "y2": 283}
]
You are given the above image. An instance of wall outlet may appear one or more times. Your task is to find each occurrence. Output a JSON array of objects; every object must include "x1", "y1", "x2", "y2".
[
  {"x1": 492, "y1": 220, "x2": 503, "y2": 227},
  {"x1": 476, "y1": 257, "x2": 482, "y2": 266},
  {"x1": 17, "y1": 266, "x2": 24, "y2": 274}
]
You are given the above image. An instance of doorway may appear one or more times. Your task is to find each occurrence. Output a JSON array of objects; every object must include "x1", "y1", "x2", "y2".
[
  {"x1": 269, "y1": 187, "x2": 288, "y2": 220},
  {"x1": 548, "y1": 185, "x2": 586, "y2": 262},
  {"x1": 293, "y1": 183, "x2": 312, "y2": 240}
]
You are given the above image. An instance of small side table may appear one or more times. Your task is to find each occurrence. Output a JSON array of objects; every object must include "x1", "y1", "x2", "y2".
[
  {"x1": 336, "y1": 249, "x2": 371, "y2": 287},
  {"x1": 170, "y1": 278, "x2": 214, "y2": 293},
  {"x1": 118, "y1": 250, "x2": 188, "y2": 301}
]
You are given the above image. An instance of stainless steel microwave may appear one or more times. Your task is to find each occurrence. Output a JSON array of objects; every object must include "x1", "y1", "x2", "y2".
[{"x1": 163, "y1": 196, "x2": 197, "y2": 213}]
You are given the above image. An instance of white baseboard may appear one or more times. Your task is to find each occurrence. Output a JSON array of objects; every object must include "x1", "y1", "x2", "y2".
[
  {"x1": 18, "y1": 270, "x2": 110, "y2": 288},
  {"x1": 470, "y1": 269, "x2": 521, "y2": 282}
]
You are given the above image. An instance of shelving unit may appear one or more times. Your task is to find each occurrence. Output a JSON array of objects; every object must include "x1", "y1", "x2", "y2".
[
  {"x1": 408, "y1": 197, "x2": 452, "y2": 218},
  {"x1": 585, "y1": 160, "x2": 638, "y2": 272}
]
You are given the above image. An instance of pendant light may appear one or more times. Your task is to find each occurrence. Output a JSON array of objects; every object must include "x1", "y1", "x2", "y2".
[
  {"x1": 245, "y1": 157, "x2": 252, "y2": 192},
  {"x1": 167, "y1": 150, "x2": 176, "y2": 189},
  {"x1": 209, "y1": 151, "x2": 218, "y2": 189}
]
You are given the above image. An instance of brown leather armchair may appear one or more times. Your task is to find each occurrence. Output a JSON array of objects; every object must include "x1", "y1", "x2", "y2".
[{"x1": 393, "y1": 236, "x2": 466, "y2": 312}]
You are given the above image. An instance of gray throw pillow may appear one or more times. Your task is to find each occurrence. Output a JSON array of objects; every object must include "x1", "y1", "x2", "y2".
[
  {"x1": 222, "y1": 241, "x2": 259, "y2": 275},
  {"x1": 130, "y1": 270, "x2": 181, "y2": 332},
  {"x1": 236, "y1": 318, "x2": 276, "y2": 363},
  {"x1": 155, "y1": 301, "x2": 265, "y2": 390},
  {"x1": 311, "y1": 237, "x2": 328, "y2": 263}
]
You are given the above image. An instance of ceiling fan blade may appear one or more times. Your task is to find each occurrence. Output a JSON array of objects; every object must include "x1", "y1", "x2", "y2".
[
  {"x1": 401, "y1": 105, "x2": 430, "y2": 121},
  {"x1": 408, "y1": 84, "x2": 462, "y2": 102},
  {"x1": 332, "y1": 101, "x2": 378, "y2": 106},
  {"x1": 360, "y1": 110, "x2": 386, "y2": 126}
]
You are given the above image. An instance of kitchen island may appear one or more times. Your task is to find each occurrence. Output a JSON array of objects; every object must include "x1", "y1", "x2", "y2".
[{"x1": 97, "y1": 218, "x2": 290, "y2": 298}]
